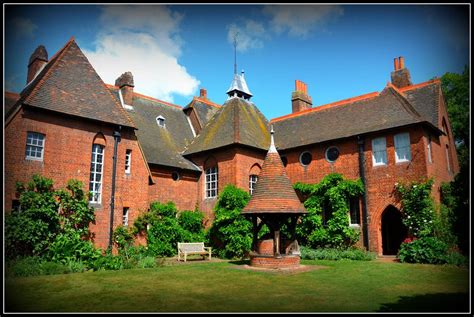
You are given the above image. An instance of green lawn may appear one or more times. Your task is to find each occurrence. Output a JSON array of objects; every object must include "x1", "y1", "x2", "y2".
[{"x1": 5, "y1": 259, "x2": 470, "y2": 313}]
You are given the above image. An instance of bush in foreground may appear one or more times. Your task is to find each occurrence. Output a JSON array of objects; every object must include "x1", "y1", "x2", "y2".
[{"x1": 300, "y1": 246, "x2": 376, "y2": 261}]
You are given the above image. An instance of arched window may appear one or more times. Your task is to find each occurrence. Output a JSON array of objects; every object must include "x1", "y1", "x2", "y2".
[
  {"x1": 249, "y1": 163, "x2": 261, "y2": 195},
  {"x1": 89, "y1": 134, "x2": 106, "y2": 203}
]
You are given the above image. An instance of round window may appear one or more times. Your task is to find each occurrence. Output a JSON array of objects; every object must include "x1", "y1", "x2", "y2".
[
  {"x1": 171, "y1": 171, "x2": 180, "y2": 181},
  {"x1": 280, "y1": 156, "x2": 288, "y2": 167},
  {"x1": 325, "y1": 147, "x2": 340, "y2": 162},
  {"x1": 299, "y1": 151, "x2": 312, "y2": 166}
]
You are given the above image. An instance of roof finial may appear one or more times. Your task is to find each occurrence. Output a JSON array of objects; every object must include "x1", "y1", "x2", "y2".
[
  {"x1": 269, "y1": 125, "x2": 277, "y2": 153},
  {"x1": 233, "y1": 32, "x2": 238, "y2": 75}
]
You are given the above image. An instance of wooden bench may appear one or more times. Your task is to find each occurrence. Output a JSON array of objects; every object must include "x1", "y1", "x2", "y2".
[{"x1": 177, "y1": 242, "x2": 212, "y2": 262}]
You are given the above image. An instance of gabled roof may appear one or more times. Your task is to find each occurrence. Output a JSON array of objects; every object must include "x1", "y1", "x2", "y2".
[
  {"x1": 8, "y1": 38, "x2": 134, "y2": 128},
  {"x1": 109, "y1": 87, "x2": 200, "y2": 171},
  {"x1": 270, "y1": 81, "x2": 438, "y2": 151},
  {"x1": 183, "y1": 97, "x2": 270, "y2": 155},
  {"x1": 242, "y1": 130, "x2": 307, "y2": 215},
  {"x1": 401, "y1": 79, "x2": 441, "y2": 128},
  {"x1": 183, "y1": 97, "x2": 221, "y2": 128}
]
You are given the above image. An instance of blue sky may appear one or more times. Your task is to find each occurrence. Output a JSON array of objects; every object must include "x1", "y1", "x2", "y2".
[{"x1": 4, "y1": 4, "x2": 470, "y2": 120}]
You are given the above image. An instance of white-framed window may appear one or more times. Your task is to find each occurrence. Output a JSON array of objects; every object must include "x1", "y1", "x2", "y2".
[
  {"x1": 123, "y1": 207, "x2": 129, "y2": 227},
  {"x1": 372, "y1": 137, "x2": 387, "y2": 166},
  {"x1": 25, "y1": 132, "x2": 45, "y2": 161},
  {"x1": 205, "y1": 166, "x2": 218, "y2": 198},
  {"x1": 125, "y1": 149, "x2": 132, "y2": 174},
  {"x1": 427, "y1": 136, "x2": 432, "y2": 163},
  {"x1": 348, "y1": 197, "x2": 361, "y2": 226},
  {"x1": 249, "y1": 174, "x2": 258, "y2": 195},
  {"x1": 394, "y1": 132, "x2": 411, "y2": 163},
  {"x1": 156, "y1": 115, "x2": 166, "y2": 128},
  {"x1": 89, "y1": 144, "x2": 104, "y2": 203},
  {"x1": 325, "y1": 146, "x2": 340, "y2": 162}
]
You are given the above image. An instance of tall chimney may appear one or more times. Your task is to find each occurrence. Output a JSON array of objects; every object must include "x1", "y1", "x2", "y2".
[
  {"x1": 27, "y1": 45, "x2": 48, "y2": 84},
  {"x1": 291, "y1": 80, "x2": 312, "y2": 113},
  {"x1": 391, "y1": 56, "x2": 412, "y2": 88},
  {"x1": 115, "y1": 71, "x2": 134, "y2": 106},
  {"x1": 200, "y1": 88, "x2": 207, "y2": 100}
]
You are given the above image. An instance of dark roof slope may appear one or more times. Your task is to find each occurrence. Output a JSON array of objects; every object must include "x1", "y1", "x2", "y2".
[
  {"x1": 116, "y1": 89, "x2": 200, "y2": 171},
  {"x1": 183, "y1": 97, "x2": 270, "y2": 155},
  {"x1": 4, "y1": 92, "x2": 20, "y2": 116},
  {"x1": 271, "y1": 85, "x2": 427, "y2": 150},
  {"x1": 183, "y1": 97, "x2": 221, "y2": 129},
  {"x1": 402, "y1": 80, "x2": 441, "y2": 128},
  {"x1": 17, "y1": 38, "x2": 134, "y2": 128}
]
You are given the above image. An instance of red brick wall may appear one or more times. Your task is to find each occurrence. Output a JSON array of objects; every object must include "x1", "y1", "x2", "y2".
[
  {"x1": 187, "y1": 146, "x2": 265, "y2": 226},
  {"x1": 5, "y1": 107, "x2": 150, "y2": 250},
  {"x1": 147, "y1": 166, "x2": 199, "y2": 211}
]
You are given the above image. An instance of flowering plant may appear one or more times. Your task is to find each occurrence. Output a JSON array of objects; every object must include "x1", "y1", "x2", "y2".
[{"x1": 395, "y1": 179, "x2": 435, "y2": 238}]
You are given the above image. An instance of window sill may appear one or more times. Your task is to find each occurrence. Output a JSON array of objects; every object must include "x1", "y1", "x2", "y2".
[
  {"x1": 25, "y1": 157, "x2": 44, "y2": 162},
  {"x1": 349, "y1": 224, "x2": 361, "y2": 229},
  {"x1": 395, "y1": 160, "x2": 410, "y2": 164}
]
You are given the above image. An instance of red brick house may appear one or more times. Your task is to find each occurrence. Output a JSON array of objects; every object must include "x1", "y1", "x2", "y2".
[{"x1": 4, "y1": 38, "x2": 459, "y2": 255}]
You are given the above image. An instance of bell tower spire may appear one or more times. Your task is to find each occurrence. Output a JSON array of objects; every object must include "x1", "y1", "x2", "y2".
[{"x1": 226, "y1": 33, "x2": 253, "y2": 101}]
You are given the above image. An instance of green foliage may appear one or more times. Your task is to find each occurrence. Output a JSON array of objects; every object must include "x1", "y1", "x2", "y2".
[
  {"x1": 113, "y1": 225, "x2": 135, "y2": 252},
  {"x1": 6, "y1": 175, "x2": 60, "y2": 258},
  {"x1": 48, "y1": 232, "x2": 101, "y2": 267},
  {"x1": 398, "y1": 237, "x2": 449, "y2": 264},
  {"x1": 294, "y1": 173, "x2": 364, "y2": 249},
  {"x1": 208, "y1": 185, "x2": 252, "y2": 259},
  {"x1": 395, "y1": 179, "x2": 435, "y2": 238},
  {"x1": 135, "y1": 201, "x2": 206, "y2": 257},
  {"x1": 5, "y1": 257, "x2": 89, "y2": 277},
  {"x1": 300, "y1": 246, "x2": 376, "y2": 261}
]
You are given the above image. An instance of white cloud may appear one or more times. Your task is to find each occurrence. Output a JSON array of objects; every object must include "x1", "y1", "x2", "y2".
[
  {"x1": 227, "y1": 19, "x2": 268, "y2": 52},
  {"x1": 84, "y1": 5, "x2": 199, "y2": 103},
  {"x1": 263, "y1": 5, "x2": 344, "y2": 38},
  {"x1": 11, "y1": 17, "x2": 37, "y2": 38}
]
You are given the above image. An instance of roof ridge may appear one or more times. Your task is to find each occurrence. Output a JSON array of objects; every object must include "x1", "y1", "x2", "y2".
[
  {"x1": 133, "y1": 91, "x2": 182, "y2": 110},
  {"x1": 399, "y1": 78, "x2": 441, "y2": 92},
  {"x1": 194, "y1": 96, "x2": 221, "y2": 108},
  {"x1": 270, "y1": 91, "x2": 380, "y2": 123}
]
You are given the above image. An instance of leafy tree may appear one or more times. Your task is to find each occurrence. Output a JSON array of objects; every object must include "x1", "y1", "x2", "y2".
[{"x1": 208, "y1": 185, "x2": 253, "y2": 259}]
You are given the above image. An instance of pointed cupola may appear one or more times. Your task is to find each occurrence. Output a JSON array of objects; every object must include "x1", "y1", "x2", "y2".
[{"x1": 226, "y1": 36, "x2": 253, "y2": 101}]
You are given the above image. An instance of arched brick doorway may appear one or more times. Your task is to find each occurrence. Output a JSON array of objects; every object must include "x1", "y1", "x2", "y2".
[{"x1": 381, "y1": 206, "x2": 408, "y2": 255}]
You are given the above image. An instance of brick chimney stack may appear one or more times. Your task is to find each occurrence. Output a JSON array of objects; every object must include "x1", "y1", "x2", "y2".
[
  {"x1": 27, "y1": 45, "x2": 48, "y2": 84},
  {"x1": 291, "y1": 80, "x2": 312, "y2": 113},
  {"x1": 200, "y1": 88, "x2": 207, "y2": 100},
  {"x1": 115, "y1": 71, "x2": 134, "y2": 106},
  {"x1": 391, "y1": 56, "x2": 412, "y2": 88}
]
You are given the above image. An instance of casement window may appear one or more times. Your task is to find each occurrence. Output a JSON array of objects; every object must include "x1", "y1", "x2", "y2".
[
  {"x1": 249, "y1": 174, "x2": 258, "y2": 195},
  {"x1": 123, "y1": 207, "x2": 129, "y2": 227},
  {"x1": 349, "y1": 197, "x2": 361, "y2": 226},
  {"x1": 427, "y1": 136, "x2": 433, "y2": 163},
  {"x1": 25, "y1": 132, "x2": 45, "y2": 161},
  {"x1": 394, "y1": 132, "x2": 411, "y2": 163},
  {"x1": 125, "y1": 150, "x2": 132, "y2": 174},
  {"x1": 89, "y1": 144, "x2": 104, "y2": 203},
  {"x1": 372, "y1": 137, "x2": 387, "y2": 166},
  {"x1": 205, "y1": 166, "x2": 218, "y2": 198}
]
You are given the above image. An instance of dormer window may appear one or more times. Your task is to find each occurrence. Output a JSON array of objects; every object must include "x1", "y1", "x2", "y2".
[{"x1": 156, "y1": 116, "x2": 166, "y2": 128}]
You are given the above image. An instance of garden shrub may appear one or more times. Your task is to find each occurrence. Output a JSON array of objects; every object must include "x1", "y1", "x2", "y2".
[
  {"x1": 398, "y1": 237, "x2": 449, "y2": 264},
  {"x1": 300, "y1": 246, "x2": 376, "y2": 261},
  {"x1": 294, "y1": 173, "x2": 364, "y2": 249},
  {"x1": 208, "y1": 185, "x2": 252, "y2": 259}
]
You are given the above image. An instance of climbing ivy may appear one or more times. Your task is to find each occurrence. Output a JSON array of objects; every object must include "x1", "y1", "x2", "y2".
[{"x1": 293, "y1": 173, "x2": 364, "y2": 249}]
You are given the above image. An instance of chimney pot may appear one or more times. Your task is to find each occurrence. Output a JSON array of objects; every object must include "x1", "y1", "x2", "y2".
[
  {"x1": 399, "y1": 56, "x2": 405, "y2": 69},
  {"x1": 394, "y1": 57, "x2": 400, "y2": 71},
  {"x1": 200, "y1": 88, "x2": 207, "y2": 100},
  {"x1": 292, "y1": 80, "x2": 312, "y2": 113}
]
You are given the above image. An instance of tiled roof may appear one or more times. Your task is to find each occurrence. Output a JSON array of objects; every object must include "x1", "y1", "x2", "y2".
[
  {"x1": 109, "y1": 87, "x2": 200, "y2": 171},
  {"x1": 183, "y1": 97, "x2": 270, "y2": 155},
  {"x1": 183, "y1": 97, "x2": 221, "y2": 128},
  {"x1": 4, "y1": 92, "x2": 20, "y2": 117},
  {"x1": 17, "y1": 38, "x2": 135, "y2": 128},
  {"x1": 402, "y1": 79, "x2": 441, "y2": 128},
  {"x1": 242, "y1": 133, "x2": 307, "y2": 215},
  {"x1": 271, "y1": 83, "x2": 435, "y2": 151}
]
